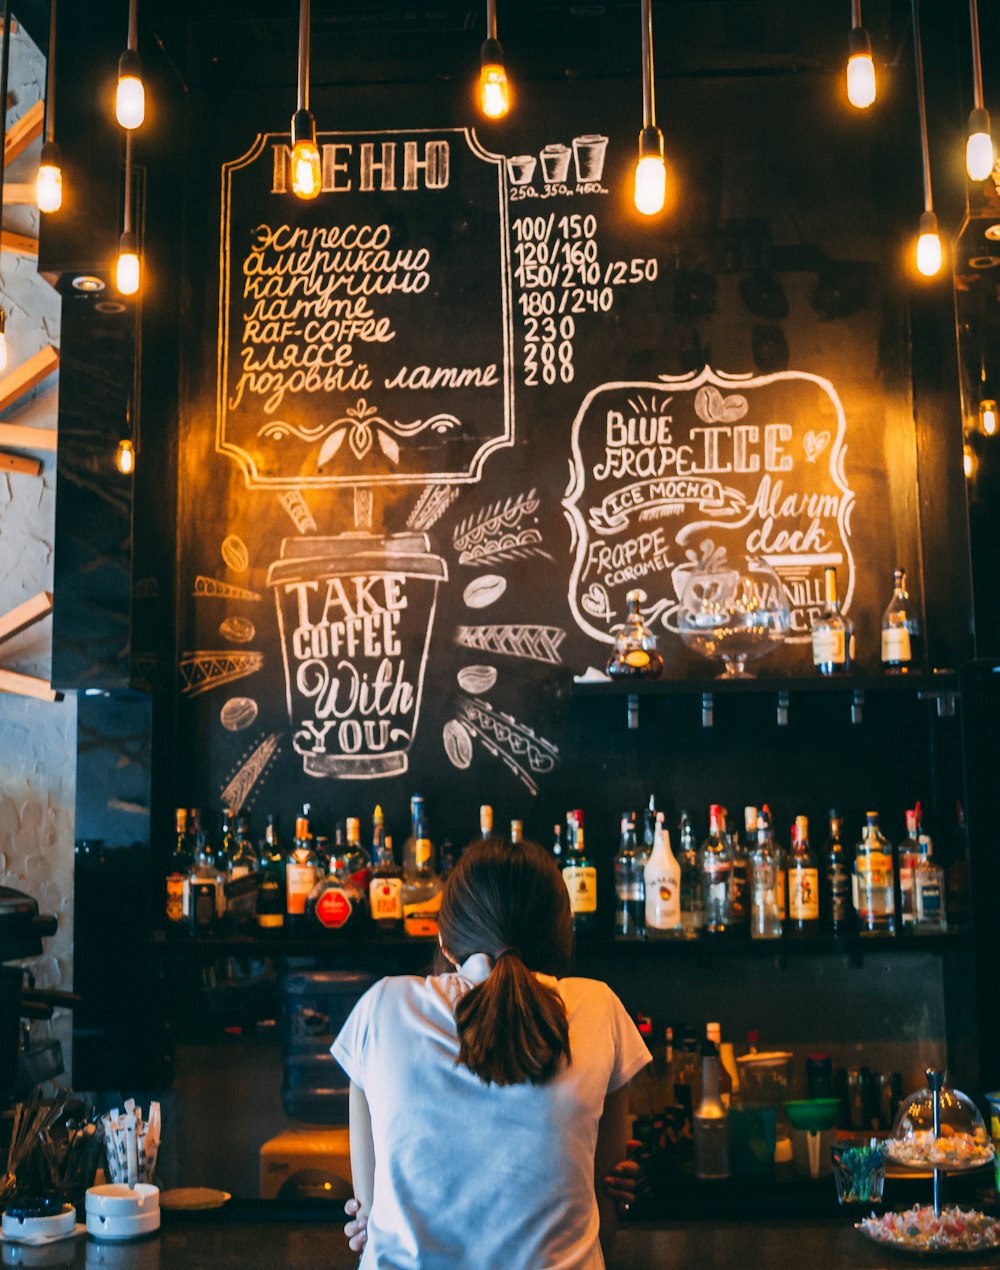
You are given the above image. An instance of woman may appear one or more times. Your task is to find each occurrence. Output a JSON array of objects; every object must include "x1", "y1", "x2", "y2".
[{"x1": 332, "y1": 837, "x2": 651, "y2": 1269}]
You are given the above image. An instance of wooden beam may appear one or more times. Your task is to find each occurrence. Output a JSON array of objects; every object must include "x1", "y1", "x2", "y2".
[
  {"x1": 0, "y1": 592, "x2": 52, "y2": 646},
  {"x1": 0, "y1": 229, "x2": 37, "y2": 257},
  {"x1": 0, "y1": 450, "x2": 41, "y2": 476},
  {"x1": 3, "y1": 101, "x2": 43, "y2": 167},
  {"x1": 0, "y1": 346, "x2": 59, "y2": 413},
  {"x1": 0, "y1": 424, "x2": 57, "y2": 452},
  {"x1": 0, "y1": 668, "x2": 63, "y2": 703}
]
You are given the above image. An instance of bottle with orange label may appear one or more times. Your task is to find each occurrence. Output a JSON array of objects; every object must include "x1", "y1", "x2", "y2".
[
  {"x1": 285, "y1": 805, "x2": 320, "y2": 935},
  {"x1": 402, "y1": 813, "x2": 443, "y2": 938},
  {"x1": 370, "y1": 822, "x2": 405, "y2": 935}
]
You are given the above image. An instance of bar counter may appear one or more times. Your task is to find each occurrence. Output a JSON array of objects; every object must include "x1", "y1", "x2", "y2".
[{"x1": 22, "y1": 1214, "x2": 1000, "y2": 1269}]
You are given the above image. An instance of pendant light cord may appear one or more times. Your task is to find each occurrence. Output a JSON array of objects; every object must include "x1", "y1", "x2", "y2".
[
  {"x1": 127, "y1": 0, "x2": 137, "y2": 53},
  {"x1": 641, "y1": 0, "x2": 655, "y2": 131},
  {"x1": 852, "y1": 0, "x2": 862, "y2": 31},
  {"x1": 0, "y1": 0, "x2": 12, "y2": 227},
  {"x1": 297, "y1": 0, "x2": 310, "y2": 114},
  {"x1": 45, "y1": 0, "x2": 56, "y2": 143},
  {"x1": 123, "y1": 129, "x2": 133, "y2": 235},
  {"x1": 486, "y1": 0, "x2": 497, "y2": 42},
  {"x1": 969, "y1": 0, "x2": 984, "y2": 110},
  {"x1": 911, "y1": 0, "x2": 933, "y2": 212}
]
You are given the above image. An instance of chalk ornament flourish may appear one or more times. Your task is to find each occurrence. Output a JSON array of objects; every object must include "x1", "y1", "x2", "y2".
[{"x1": 257, "y1": 398, "x2": 461, "y2": 467}]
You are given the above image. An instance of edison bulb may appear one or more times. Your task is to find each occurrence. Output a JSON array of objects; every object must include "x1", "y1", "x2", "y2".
[
  {"x1": 967, "y1": 131, "x2": 994, "y2": 182},
  {"x1": 116, "y1": 438, "x2": 135, "y2": 475},
  {"x1": 36, "y1": 161, "x2": 62, "y2": 213},
  {"x1": 979, "y1": 399, "x2": 998, "y2": 436},
  {"x1": 291, "y1": 141, "x2": 321, "y2": 199},
  {"x1": 116, "y1": 250, "x2": 140, "y2": 295},
  {"x1": 116, "y1": 74, "x2": 145, "y2": 129},
  {"x1": 480, "y1": 64, "x2": 509, "y2": 119},
  {"x1": 634, "y1": 155, "x2": 666, "y2": 216},
  {"x1": 963, "y1": 443, "x2": 975, "y2": 479},
  {"x1": 847, "y1": 53, "x2": 876, "y2": 108}
]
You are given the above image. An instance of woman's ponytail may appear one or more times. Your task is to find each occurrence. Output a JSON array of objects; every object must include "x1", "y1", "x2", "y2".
[{"x1": 438, "y1": 839, "x2": 574, "y2": 1087}]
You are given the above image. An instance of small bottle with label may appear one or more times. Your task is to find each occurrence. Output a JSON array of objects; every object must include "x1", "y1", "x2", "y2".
[
  {"x1": 644, "y1": 812, "x2": 682, "y2": 939},
  {"x1": 286, "y1": 806, "x2": 320, "y2": 935},
  {"x1": 343, "y1": 816, "x2": 372, "y2": 895},
  {"x1": 750, "y1": 810, "x2": 783, "y2": 940},
  {"x1": 217, "y1": 807, "x2": 237, "y2": 874},
  {"x1": 402, "y1": 819, "x2": 443, "y2": 937},
  {"x1": 614, "y1": 814, "x2": 645, "y2": 938},
  {"x1": 256, "y1": 815, "x2": 286, "y2": 935},
  {"x1": 561, "y1": 810, "x2": 597, "y2": 932},
  {"x1": 308, "y1": 849, "x2": 367, "y2": 934},
  {"x1": 854, "y1": 811, "x2": 896, "y2": 935},
  {"x1": 166, "y1": 808, "x2": 192, "y2": 927},
  {"x1": 188, "y1": 828, "x2": 225, "y2": 936},
  {"x1": 370, "y1": 831, "x2": 405, "y2": 935},
  {"x1": 693, "y1": 1039, "x2": 730, "y2": 1180},
  {"x1": 726, "y1": 808, "x2": 750, "y2": 936},
  {"x1": 700, "y1": 805, "x2": 733, "y2": 935},
  {"x1": 822, "y1": 810, "x2": 851, "y2": 934},
  {"x1": 811, "y1": 566, "x2": 855, "y2": 675},
  {"x1": 787, "y1": 815, "x2": 820, "y2": 937},
  {"x1": 226, "y1": 816, "x2": 259, "y2": 932},
  {"x1": 606, "y1": 590, "x2": 665, "y2": 679},
  {"x1": 678, "y1": 811, "x2": 704, "y2": 939},
  {"x1": 897, "y1": 809, "x2": 921, "y2": 930},
  {"x1": 913, "y1": 830, "x2": 947, "y2": 933},
  {"x1": 881, "y1": 567, "x2": 919, "y2": 674}
]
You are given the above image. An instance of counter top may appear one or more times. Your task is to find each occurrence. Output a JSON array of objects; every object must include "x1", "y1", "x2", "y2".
[{"x1": 8, "y1": 1214, "x2": 1000, "y2": 1269}]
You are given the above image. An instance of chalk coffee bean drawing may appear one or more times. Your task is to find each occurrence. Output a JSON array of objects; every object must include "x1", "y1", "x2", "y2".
[
  {"x1": 463, "y1": 574, "x2": 507, "y2": 609},
  {"x1": 219, "y1": 615, "x2": 256, "y2": 643},
  {"x1": 694, "y1": 385, "x2": 749, "y2": 424},
  {"x1": 803, "y1": 429, "x2": 830, "y2": 462},
  {"x1": 221, "y1": 534, "x2": 250, "y2": 572},
  {"x1": 443, "y1": 719, "x2": 474, "y2": 769},
  {"x1": 220, "y1": 697, "x2": 259, "y2": 731},
  {"x1": 456, "y1": 665, "x2": 498, "y2": 695}
]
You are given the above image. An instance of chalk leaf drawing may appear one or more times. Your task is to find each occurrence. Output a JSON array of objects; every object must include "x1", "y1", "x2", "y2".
[
  {"x1": 455, "y1": 624, "x2": 565, "y2": 665},
  {"x1": 453, "y1": 488, "x2": 552, "y2": 566},
  {"x1": 220, "y1": 697, "x2": 259, "y2": 731},
  {"x1": 442, "y1": 719, "x2": 474, "y2": 769},
  {"x1": 220, "y1": 732, "x2": 282, "y2": 814},
  {"x1": 278, "y1": 489, "x2": 318, "y2": 535},
  {"x1": 456, "y1": 665, "x2": 498, "y2": 694},
  {"x1": 220, "y1": 616, "x2": 256, "y2": 644},
  {"x1": 693, "y1": 384, "x2": 749, "y2": 423},
  {"x1": 463, "y1": 575, "x2": 507, "y2": 609},
  {"x1": 221, "y1": 534, "x2": 250, "y2": 572},
  {"x1": 193, "y1": 576, "x2": 262, "y2": 601},
  {"x1": 180, "y1": 650, "x2": 264, "y2": 696},
  {"x1": 408, "y1": 484, "x2": 459, "y2": 532},
  {"x1": 258, "y1": 398, "x2": 461, "y2": 469},
  {"x1": 455, "y1": 696, "x2": 559, "y2": 796},
  {"x1": 803, "y1": 430, "x2": 831, "y2": 462}
]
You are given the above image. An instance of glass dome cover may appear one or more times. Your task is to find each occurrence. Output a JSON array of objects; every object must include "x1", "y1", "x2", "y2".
[{"x1": 886, "y1": 1082, "x2": 995, "y2": 1171}]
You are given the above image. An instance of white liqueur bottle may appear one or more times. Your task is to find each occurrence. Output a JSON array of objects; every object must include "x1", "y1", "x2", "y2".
[{"x1": 644, "y1": 812, "x2": 682, "y2": 939}]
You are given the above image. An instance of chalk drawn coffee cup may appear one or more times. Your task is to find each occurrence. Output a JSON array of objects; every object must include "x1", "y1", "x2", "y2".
[
  {"x1": 507, "y1": 155, "x2": 537, "y2": 186},
  {"x1": 267, "y1": 532, "x2": 447, "y2": 779},
  {"x1": 539, "y1": 143, "x2": 572, "y2": 184},
  {"x1": 572, "y1": 134, "x2": 609, "y2": 183}
]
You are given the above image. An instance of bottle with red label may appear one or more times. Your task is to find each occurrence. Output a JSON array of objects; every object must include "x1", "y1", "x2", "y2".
[
  {"x1": 370, "y1": 829, "x2": 404, "y2": 935},
  {"x1": 308, "y1": 849, "x2": 368, "y2": 934}
]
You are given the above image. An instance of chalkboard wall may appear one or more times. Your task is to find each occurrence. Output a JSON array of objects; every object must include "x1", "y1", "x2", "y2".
[{"x1": 171, "y1": 73, "x2": 932, "y2": 858}]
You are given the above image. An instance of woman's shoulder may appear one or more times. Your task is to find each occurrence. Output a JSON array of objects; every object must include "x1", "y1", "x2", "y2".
[{"x1": 556, "y1": 975, "x2": 622, "y2": 1010}]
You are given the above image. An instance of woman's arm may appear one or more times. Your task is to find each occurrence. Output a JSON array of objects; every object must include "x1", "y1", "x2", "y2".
[
  {"x1": 594, "y1": 1083, "x2": 630, "y2": 1260},
  {"x1": 349, "y1": 1080, "x2": 376, "y2": 1215}
]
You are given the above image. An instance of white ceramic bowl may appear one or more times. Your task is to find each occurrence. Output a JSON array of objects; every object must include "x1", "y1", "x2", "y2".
[
  {"x1": 86, "y1": 1208, "x2": 161, "y2": 1241},
  {"x1": 2, "y1": 1203, "x2": 76, "y2": 1239},
  {"x1": 85, "y1": 1183, "x2": 159, "y2": 1216}
]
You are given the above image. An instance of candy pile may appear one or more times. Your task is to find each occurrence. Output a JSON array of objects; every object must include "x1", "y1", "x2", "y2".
[
  {"x1": 858, "y1": 1205, "x2": 1000, "y2": 1254},
  {"x1": 885, "y1": 1128, "x2": 995, "y2": 1170}
]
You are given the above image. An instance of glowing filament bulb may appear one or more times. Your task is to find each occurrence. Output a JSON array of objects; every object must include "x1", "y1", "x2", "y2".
[
  {"x1": 847, "y1": 53, "x2": 876, "y2": 108},
  {"x1": 36, "y1": 142, "x2": 63, "y2": 213},
  {"x1": 980, "y1": 398, "x2": 998, "y2": 436},
  {"x1": 116, "y1": 49, "x2": 145, "y2": 129},
  {"x1": 480, "y1": 64, "x2": 509, "y2": 119},
  {"x1": 966, "y1": 109, "x2": 994, "y2": 181},
  {"x1": 916, "y1": 211, "x2": 942, "y2": 277},
  {"x1": 116, "y1": 439, "x2": 135, "y2": 475},
  {"x1": 963, "y1": 443, "x2": 975, "y2": 479},
  {"x1": 291, "y1": 140, "x2": 321, "y2": 199},
  {"x1": 116, "y1": 232, "x2": 140, "y2": 295}
]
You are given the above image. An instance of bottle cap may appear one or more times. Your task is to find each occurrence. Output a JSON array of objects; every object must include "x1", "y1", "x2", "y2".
[
  {"x1": 706, "y1": 1022, "x2": 721, "y2": 1043},
  {"x1": 373, "y1": 805, "x2": 384, "y2": 824},
  {"x1": 636, "y1": 1013, "x2": 652, "y2": 1036},
  {"x1": 795, "y1": 814, "x2": 808, "y2": 836}
]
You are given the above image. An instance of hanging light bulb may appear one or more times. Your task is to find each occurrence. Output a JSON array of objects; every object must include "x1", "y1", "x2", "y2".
[
  {"x1": 963, "y1": 442, "x2": 976, "y2": 479},
  {"x1": 916, "y1": 209, "x2": 942, "y2": 277},
  {"x1": 116, "y1": 231, "x2": 140, "y2": 295},
  {"x1": 116, "y1": 52, "x2": 144, "y2": 129},
  {"x1": 634, "y1": 0, "x2": 666, "y2": 217},
  {"x1": 979, "y1": 398, "x2": 998, "y2": 436},
  {"x1": 0, "y1": 309, "x2": 8, "y2": 373},
  {"x1": 36, "y1": 141, "x2": 63, "y2": 213},
  {"x1": 966, "y1": 0, "x2": 994, "y2": 180},
  {"x1": 847, "y1": 18, "x2": 876, "y2": 109},
  {"x1": 116, "y1": 438, "x2": 135, "y2": 475},
  {"x1": 291, "y1": 109, "x2": 321, "y2": 200},
  {"x1": 479, "y1": 2, "x2": 509, "y2": 119}
]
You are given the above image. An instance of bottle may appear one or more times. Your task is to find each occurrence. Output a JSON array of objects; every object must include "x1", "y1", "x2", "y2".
[
  {"x1": 750, "y1": 810, "x2": 784, "y2": 939},
  {"x1": 166, "y1": 808, "x2": 192, "y2": 926},
  {"x1": 640, "y1": 795, "x2": 657, "y2": 863},
  {"x1": 854, "y1": 812, "x2": 896, "y2": 935},
  {"x1": 727, "y1": 809, "x2": 750, "y2": 936},
  {"x1": 672, "y1": 1027, "x2": 701, "y2": 1136},
  {"x1": 787, "y1": 815, "x2": 819, "y2": 937},
  {"x1": 308, "y1": 847, "x2": 367, "y2": 934},
  {"x1": 551, "y1": 824, "x2": 563, "y2": 862},
  {"x1": 402, "y1": 793, "x2": 427, "y2": 876},
  {"x1": 897, "y1": 809, "x2": 921, "y2": 930},
  {"x1": 822, "y1": 810, "x2": 851, "y2": 934},
  {"x1": 561, "y1": 810, "x2": 597, "y2": 932},
  {"x1": 402, "y1": 831, "x2": 443, "y2": 937},
  {"x1": 644, "y1": 812, "x2": 682, "y2": 939},
  {"x1": 256, "y1": 815, "x2": 286, "y2": 935},
  {"x1": 678, "y1": 812, "x2": 704, "y2": 939},
  {"x1": 811, "y1": 566, "x2": 855, "y2": 675},
  {"x1": 705, "y1": 1022, "x2": 734, "y2": 1105},
  {"x1": 370, "y1": 831, "x2": 405, "y2": 934},
  {"x1": 479, "y1": 804, "x2": 494, "y2": 840},
  {"x1": 217, "y1": 807, "x2": 236, "y2": 873},
  {"x1": 226, "y1": 816, "x2": 259, "y2": 931},
  {"x1": 693, "y1": 1039, "x2": 731, "y2": 1180},
  {"x1": 510, "y1": 819, "x2": 524, "y2": 845},
  {"x1": 913, "y1": 808, "x2": 946, "y2": 933},
  {"x1": 881, "y1": 567, "x2": 918, "y2": 674},
  {"x1": 188, "y1": 828, "x2": 224, "y2": 935},
  {"x1": 286, "y1": 806, "x2": 320, "y2": 934},
  {"x1": 343, "y1": 816, "x2": 372, "y2": 894},
  {"x1": 762, "y1": 805, "x2": 787, "y2": 922},
  {"x1": 700, "y1": 805, "x2": 733, "y2": 935},
  {"x1": 614, "y1": 814, "x2": 645, "y2": 938},
  {"x1": 606, "y1": 589, "x2": 665, "y2": 679}
]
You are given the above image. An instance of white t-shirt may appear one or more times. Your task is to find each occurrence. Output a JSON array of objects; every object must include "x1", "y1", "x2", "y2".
[{"x1": 332, "y1": 954, "x2": 650, "y2": 1270}]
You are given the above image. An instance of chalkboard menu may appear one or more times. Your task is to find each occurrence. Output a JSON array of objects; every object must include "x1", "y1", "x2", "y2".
[{"x1": 173, "y1": 78, "x2": 921, "y2": 831}]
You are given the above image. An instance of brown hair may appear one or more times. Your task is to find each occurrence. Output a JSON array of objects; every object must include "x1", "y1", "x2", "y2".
[{"x1": 438, "y1": 837, "x2": 573, "y2": 1087}]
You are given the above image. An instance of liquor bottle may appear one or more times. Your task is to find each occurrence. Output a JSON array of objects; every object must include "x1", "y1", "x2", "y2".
[
  {"x1": 479, "y1": 804, "x2": 493, "y2": 840},
  {"x1": 343, "y1": 816, "x2": 372, "y2": 894},
  {"x1": 166, "y1": 808, "x2": 192, "y2": 926},
  {"x1": 641, "y1": 795, "x2": 657, "y2": 863},
  {"x1": 402, "y1": 830, "x2": 443, "y2": 937},
  {"x1": 510, "y1": 820, "x2": 524, "y2": 845},
  {"x1": 750, "y1": 810, "x2": 783, "y2": 940},
  {"x1": 188, "y1": 828, "x2": 224, "y2": 935},
  {"x1": 700, "y1": 805, "x2": 733, "y2": 935},
  {"x1": 762, "y1": 804, "x2": 787, "y2": 922},
  {"x1": 370, "y1": 831, "x2": 405, "y2": 935},
  {"x1": 561, "y1": 811, "x2": 597, "y2": 932},
  {"x1": 551, "y1": 824, "x2": 563, "y2": 862},
  {"x1": 644, "y1": 812, "x2": 682, "y2": 939},
  {"x1": 913, "y1": 823, "x2": 947, "y2": 933},
  {"x1": 402, "y1": 793, "x2": 427, "y2": 877},
  {"x1": 881, "y1": 567, "x2": 919, "y2": 674},
  {"x1": 811, "y1": 566, "x2": 855, "y2": 675},
  {"x1": 897, "y1": 809, "x2": 921, "y2": 930},
  {"x1": 727, "y1": 808, "x2": 750, "y2": 936},
  {"x1": 672, "y1": 1027, "x2": 701, "y2": 1133},
  {"x1": 677, "y1": 812, "x2": 704, "y2": 939},
  {"x1": 256, "y1": 815, "x2": 286, "y2": 935},
  {"x1": 286, "y1": 806, "x2": 320, "y2": 934},
  {"x1": 854, "y1": 811, "x2": 896, "y2": 935},
  {"x1": 226, "y1": 816, "x2": 260, "y2": 932},
  {"x1": 705, "y1": 1022, "x2": 734, "y2": 1105},
  {"x1": 308, "y1": 847, "x2": 367, "y2": 934},
  {"x1": 822, "y1": 810, "x2": 851, "y2": 934},
  {"x1": 217, "y1": 806, "x2": 236, "y2": 873},
  {"x1": 606, "y1": 589, "x2": 665, "y2": 679},
  {"x1": 614, "y1": 814, "x2": 645, "y2": 938},
  {"x1": 787, "y1": 815, "x2": 820, "y2": 937},
  {"x1": 693, "y1": 1039, "x2": 731, "y2": 1180},
  {"x1": 439, "y1": 839, "x2": 458, "y2": 880}
]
